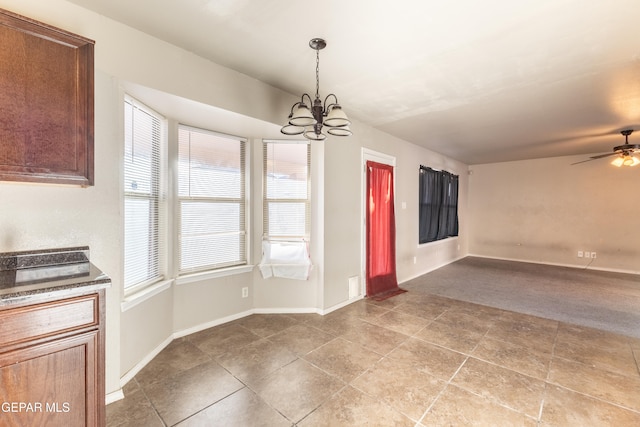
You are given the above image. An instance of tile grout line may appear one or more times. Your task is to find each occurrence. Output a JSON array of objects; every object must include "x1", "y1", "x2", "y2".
[
  {"x1": 544, "y1": 324, "x2": 640, "y2": 418},
  {"x1": 415, "y1": 318, "x2": 552, "y2": 425},
  {"x1": 135, "y1": 377, "x2": 169, "y2": 427},
  {"x1": 110, "y1": 298, "x2": 640, "y2": 426},
  {"x1": 537, "y1": 322, "x2": 561, "y2": 424},
  {"x1": 414, "y1": 354, "x2": 471, "y2": 426},
  {"x1": 548, "y1": 382, "x2": 640, "y2": 415},
  {"x1": 630, "y1": 341, "x2": 640, "y2": 377},
  {"x1": 168, "y1": 386, "x2": 249, "y2": 426}
]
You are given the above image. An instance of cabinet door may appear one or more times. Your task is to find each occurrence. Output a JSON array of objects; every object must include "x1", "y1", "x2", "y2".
[
  {"x1": 0, "y1": 8, "x2": 94, "y2": 186},
  {"x1": 0, "y1": 331, "x2": 99, "y2": 427}
]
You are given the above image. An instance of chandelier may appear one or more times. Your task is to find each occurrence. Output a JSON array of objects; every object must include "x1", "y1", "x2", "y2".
[{"x1": 281, "y1": 38, "x2": 352, "y2": 141}]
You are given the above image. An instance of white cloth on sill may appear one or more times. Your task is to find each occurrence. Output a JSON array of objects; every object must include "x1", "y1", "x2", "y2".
[{"x1": 259, "y1": 240, "x2": 312, "y2": 280}]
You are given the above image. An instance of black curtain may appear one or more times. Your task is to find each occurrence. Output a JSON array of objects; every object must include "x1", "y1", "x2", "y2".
[{"x1": 419, "y1": 166, "x2": 459, "y2": 244}]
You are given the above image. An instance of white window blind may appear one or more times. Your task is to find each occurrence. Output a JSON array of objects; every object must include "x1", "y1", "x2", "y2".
[
  {"x1": 124, "y1": 97, "x2": 163, "y2": 289},
  {"x1": 263, "y1": 140, "x2": 310, "y2": 239},
  {"x1": 178, "y1": 125, "x2": 248, "y2": 272}
]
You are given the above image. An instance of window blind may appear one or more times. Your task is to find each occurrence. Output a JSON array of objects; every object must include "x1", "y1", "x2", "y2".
[
  {"x1": 123, "y1": 97, "x2": 162, "y2": 289},
  {"x1": 178, "y1": 125, "x2": 247, "y2": 272},
  {"x1": 263, "y1": 140, "x2": 310, "y2": 239}
]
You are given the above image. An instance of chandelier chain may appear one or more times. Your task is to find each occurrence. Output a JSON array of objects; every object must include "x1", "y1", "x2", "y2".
[{"x1": 315, "y1": 48, "x2": 320, "y2": 100}]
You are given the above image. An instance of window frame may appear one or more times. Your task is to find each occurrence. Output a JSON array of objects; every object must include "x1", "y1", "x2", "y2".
[
  {"x1": 262, "y1": 139, "x2": 311, "y2": 241},
  {"x1": 177, "y1": 124, "x2": 250, "y2": 274},
  {"x1": 418, "y1": 165, "x2": 459, "y2": 245},
  {"x1": 123, "y1": 95, "x2": 166, "y2": 296}
]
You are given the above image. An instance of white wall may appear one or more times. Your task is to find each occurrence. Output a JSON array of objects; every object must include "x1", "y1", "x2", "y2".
[
  {"x1": 0, "y1": 0, "x2": 470, "y2": 398},
  {"x1": 321, "y1": 121, "x2": 470, "y2": 309},
  {"x1": 468, "y1": 155, "x2": 640, "y2": 274}
]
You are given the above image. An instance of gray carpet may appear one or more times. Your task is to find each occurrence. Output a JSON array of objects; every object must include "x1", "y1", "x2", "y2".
[{"x1": 403, "y1": 256, "x2": 640, "y2": 339}]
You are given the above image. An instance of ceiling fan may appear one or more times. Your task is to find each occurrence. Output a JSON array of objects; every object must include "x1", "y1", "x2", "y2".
[{"x1": 571, "y1": 129, "x2": 640, "y2": 166}]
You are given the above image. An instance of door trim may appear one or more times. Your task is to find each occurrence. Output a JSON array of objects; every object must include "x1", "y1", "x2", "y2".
[{"x1": 361, "y1": 148, "x2": 396, "y2": 297}]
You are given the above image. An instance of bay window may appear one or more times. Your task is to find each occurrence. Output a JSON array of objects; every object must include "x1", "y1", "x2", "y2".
[
  {"x1": 178, "y1": 125, "x2": 248, "y2": 272},
  {"x1": 123, "y1": 97, "x2": 164, "y2": 291}
]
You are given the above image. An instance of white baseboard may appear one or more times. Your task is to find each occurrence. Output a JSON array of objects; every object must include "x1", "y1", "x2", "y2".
[
  {"x1": 105, "y1": 389, "x2": 125, "y2": 405},
  {"x1": 173, "y1": 309, "x2": 254, "y2": 339},
  {"x1": 468, "y1": 254, "x2": 639, "y2": 276},
  {"x1": 109, "y1": 295, "x2": 372, "y2": 405},
  {"x1": 399, "y1": 255, "x2": 466, "y2": 285},
  {"x1": 253, "y1": 307, "x2": 321, "y2": 315},
  {"x1": 118, "y1": 334, "x2": 173, "y2": 391},
  {"x1": 320, "y1": 295, "x2": 364, "y2": 315}
]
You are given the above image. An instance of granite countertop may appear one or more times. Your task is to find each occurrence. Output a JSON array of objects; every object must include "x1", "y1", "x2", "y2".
[{"x1": 0, "y1": 246, "x2": 111, "y2": 306}]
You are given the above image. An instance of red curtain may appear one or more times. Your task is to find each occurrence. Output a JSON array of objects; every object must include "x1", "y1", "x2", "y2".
[{"x1": 366, "y1": 161, "x2": 401, "y2": 298}]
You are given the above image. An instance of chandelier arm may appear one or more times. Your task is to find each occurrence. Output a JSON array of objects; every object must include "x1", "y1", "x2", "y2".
[
  {"x1": 323, "y1": 94, "x2": 339, "y2": 110},
  {"x1": 300, "y1": 93, "x2": 313, "y2": 106},
  {"x1": 288, "y1": 101, "x2": 302, "y2": 115}
]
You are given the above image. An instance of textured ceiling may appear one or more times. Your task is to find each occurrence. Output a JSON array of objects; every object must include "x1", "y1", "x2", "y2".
[{"x1": 68, "y1": 0, "x2": 640, "y2": 164}]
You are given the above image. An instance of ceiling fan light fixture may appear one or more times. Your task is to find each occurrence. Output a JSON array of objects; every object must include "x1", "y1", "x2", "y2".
[
  {"x1": 611, "y1": 156, "x2": 625, "y2": 167},
  {"x1": 611, "y1": 151, "x2": 640, "y2": 167},
  {"x1": 576, "y1": 129, "x2": 640, "y2": 167},
  {"x1": 610, "y1": 130, "x2": 640, "y2": 167}
]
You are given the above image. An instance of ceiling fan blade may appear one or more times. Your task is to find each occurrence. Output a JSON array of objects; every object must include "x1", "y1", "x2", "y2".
[
  {"x1": 571, "y1": 152, "x2": 620, "y2": 165},
  {"x1": 571, "y1": 158, "x2": 599, "y2": 165},
  {"x1": 589, "y1": 152, "x2": 618, "y2": 160}
]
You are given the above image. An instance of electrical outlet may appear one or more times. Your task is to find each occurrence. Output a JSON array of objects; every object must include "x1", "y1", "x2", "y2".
[
  {"x1": 584, "y1": 251, "x2": 590, "y2": 258},
  {"x1": 591, "y1": 252, "x2": 597, "y2": 259},
  {"x1": 577, "y1": 251, "x2": 583, "y2": 258},
  {"x1": 242, "y1": 287, "x2": 249, "y2": 298},
  {"x1": 413, "y1": 256, "x2": 417, "y2": 264}
]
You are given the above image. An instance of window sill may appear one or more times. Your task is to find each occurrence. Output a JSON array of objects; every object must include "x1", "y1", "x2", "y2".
[
  {"x1": 121, "y1": 279, "x2": 173, "y2": 312},
  {"x1": 176, "y1": 264, "x2": 254, "y2": 286},
  {"x1": 418, "y1": 235, "x2": 459, "y2": 248}
]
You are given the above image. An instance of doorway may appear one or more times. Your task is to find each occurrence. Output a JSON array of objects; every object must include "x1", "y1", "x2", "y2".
[{"x1": 361, "y1": 149, "x2": 400, "y2": 299}]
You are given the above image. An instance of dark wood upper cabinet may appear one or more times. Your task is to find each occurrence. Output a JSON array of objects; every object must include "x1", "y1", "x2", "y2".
[{"x1": 0, "y1": 8, "x2": 95, "y2": 186}]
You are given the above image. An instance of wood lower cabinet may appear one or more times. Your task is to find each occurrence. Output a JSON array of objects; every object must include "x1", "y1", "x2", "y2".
[{"x1": 0, "y1": 290, "x2": 106, "y2": 427}]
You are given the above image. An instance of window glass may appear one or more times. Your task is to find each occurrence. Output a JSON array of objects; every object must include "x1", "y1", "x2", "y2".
[
  {"x1": 178, "y1": 126, "x2": 247, "y2": 272},
  {"x1": 124, "y1": 97, "x2": 163, "y2": 289},
  {"x1": 263, "y1": 141, "x2": 310, "y2": 240}
]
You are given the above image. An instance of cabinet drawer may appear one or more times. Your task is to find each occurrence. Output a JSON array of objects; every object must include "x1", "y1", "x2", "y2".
[{"x1": 0, "y1": 294, "x2": 98, "y2": 348}]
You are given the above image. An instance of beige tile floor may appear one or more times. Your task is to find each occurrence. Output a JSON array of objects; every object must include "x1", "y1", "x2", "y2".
[{"x1": 107, "y1": 292, "x2": 640, "y2": 426}]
